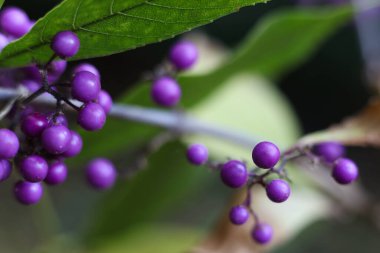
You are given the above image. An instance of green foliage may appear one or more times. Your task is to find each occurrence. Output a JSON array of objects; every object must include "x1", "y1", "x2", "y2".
[{"x1": 0, "y1": 0, "x2": 268, "y2": 67}]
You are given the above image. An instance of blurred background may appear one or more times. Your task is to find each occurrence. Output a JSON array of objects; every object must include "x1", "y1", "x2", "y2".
[{"x1": 1, "y1": 0, "x2": 380, "y2": 252}]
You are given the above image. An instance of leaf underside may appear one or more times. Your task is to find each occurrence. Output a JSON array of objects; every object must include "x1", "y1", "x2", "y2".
[{"x1": 0, "y1": 0, "x2": 267, "y2": 67}]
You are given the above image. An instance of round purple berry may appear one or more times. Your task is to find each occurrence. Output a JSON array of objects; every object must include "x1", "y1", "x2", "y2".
[
  {"x1": 0, "y1": 129, "x2": 19, "y2": 159},
  {"x1": 186, "y1": 143, "x2": 208, "y2": 165},
  {"x1": 77, "y1": 102, "x2": 106, "y2": 131},
  {"x1": 41, "y1": 125, "x2": 72, "y2": 154},
  {"x1": 51, "y1": 31, "x2": 80, "y2": 58},
  {"x1": 20, "y1": 155, "x2": 48, "y2": 182},
  {"x1": 229, "y1": 205, "x2": 250, "y2": 225},
  {"x1": 86, "y1": 158, "x2": 117, "y2": 190},
  {"x1": 44, "y1": 161, "x2": 67, "y2": 185},
  {"x1": 21, "y1": 112, "x2": 48, "y2": 137},
  {"x1": 312, "y1": 141, "x2": 346, "y2": 162},
  {"x1": 0, "y1": 7, "x2": 30, "y2": 38},
  {"x1": 62, "y1": 130, "x2": 83, "y2": 157},
  {"x1": 0, "y1": 159, "x2": 12, "y2": 182},
  {"x1": 332, "y1": 158, "x2": 359, "y2": 184},
  {"x1": 220, "y1": 160, "x2": 248, "y2": 188},
  {"x1": 0, "y1": 33, "x2": 9, "y2": 52},
  {"x1": 266, "y1": 179, "x2": 291, "y2": 203},
  {"x1": 49, "y1": 113, "x2": 68, "y2": 127},
  {"x1": 251, "y1": 223, "x2": 273, "y2": 244},
  {"x1": 169, "y1": 41, "x2": 198, "y2": 70},
  {"x1": 14, "y1": 181, "x2": 43, "y2": 205},
  {"x1": 48, "y1": 60, "x2": 67, "y2": 83},
  {"x1": 252, "y1": 141, "x2": 281, "y2": 169},
  {"x1": 151, "y1": 76, "x2": 181, "y2": 107},
  {"x1": 71, "y1": 71, "x2": 101, "y2": 102},
  {"x1": 98, "y1": 90, "x2": 113, "y2": 114},
  {"x1": 73, "y1": 63, "x2": 100, "y2": 78}
]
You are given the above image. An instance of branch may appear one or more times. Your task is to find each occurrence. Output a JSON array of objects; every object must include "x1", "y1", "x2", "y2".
[{"x1": 0, "y1": 87, "x2": 259, "y2": 148}]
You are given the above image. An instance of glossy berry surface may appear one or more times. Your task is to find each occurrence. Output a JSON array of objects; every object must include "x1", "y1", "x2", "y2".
[
  {"x1": 41, "y1": 125, "x2": 72, "y2": 154},
  {"x1": 252, "y1": 141, "x2": 280, "y2": 169},
  {"x1": 86, "y1": 158, "x2": 117, "y2": 190},
  {"x1": 229, "y1": 205, "x2": 250, "y2": 225},
  {"x1": 14, "y1": 181, "x2": 43, "y2": 205},
  {"x1": 220, "y1": 160, "x2": 248, "y2": 188},
  {"x1": 44, "y1": 161, "x2": 67, "y2": 185},
  {"x1": 266, "y1": 179, "x2": 291, "y2": 203},
  {"x1": 332, "y1": 158, "x2": 359, "y2": 184},
  {"x1": 0, "y1": 129, "x2": 19, "y2": 159},
  {"x1": 20, "y1": 155, "x2": 48, "y2": 182},
  {"x1": 186, "y1": 143, "x2": 208, "y2": 165},
  {"x1": 312, "y1": 141, "x2": 345, "y2": 162},
  {"x1": 73, "y1": 63, "x2": 100, "y2": 77},
  {"x1": 169, "y1": 41, "x2": 198, "y2": 70},
  {"x1": 151, "y1": 76, "x2": 181, "y2": 107},
  {"x1": 21, "y1": 112, "x2": 48, "y2": 137},
  {"x1": 0, "y1": 7, "x2": 30, "y2": 38},
  {"x1": 0, "y1": 159, "x2": 12, "y2": 182},
  {"x1": 49, "y1": 113, "x2": 68, "y2": 127},
  {"x1": 98, "y1": 90, "x2": 113, "y2": 114},
  {"x1": 251, "y1": 223, "x2": 273, "y2": 244},
  {"x1": 71, "y1": 71, "x2": 101, "y2": 102},
  {"x1": 62, "y1": 130, "x2": 83, "y2": 157},
  {"x1": 51, "y1": 31, "x2": 80, "y2": 58},
  {"x1": 77, "y1": 102, "x2": 106, "y2": 131}
]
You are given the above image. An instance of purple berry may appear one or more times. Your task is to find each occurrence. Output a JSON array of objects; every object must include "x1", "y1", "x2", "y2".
[
  {"x1": 71, "y1": 71, "x2": 101, "y2": 102},
  {"x1": 73, "y1": 63, "x2": 100, "y2": 78},
  {"x1": 14, "y1": 181, "x2": 43, "y2": 205},
  {"x1": 229, "y1": 205, "x2": 250, "y2": 225},
  {"x1": 49, "y1": 113, "x2": 68, "y2": 127},
  {"x1": 0, "y1": 129, "x2": 19, "y2": 159},
  {"x1": 22, "y1": 79, "x2": 41, "y2": 93},
  {"x1": 186, "y1": 143, "x2": 208, "y2": 165},
  {"x1": 220, "y1": 160, "x2": 248, "y2": 188},
  {"x1": 251, "y1": 223, "x2": 273, "y2": 244},
  {"x1": 86, "y1": 158, "x2": 117, "y2": 190},
  {"x1": 51, "y1": 31, "x2": 80, "y2": 58},
  {"x1": 77, "y1": 102, "x2": 106, "y2": 131},
  {"x1": 169, "y1": 41, "x2": 198, "y2": 70},
  {"x1": 0, "y1": 159, "x2": 12, "y2": 182},
  {"x1": 151, "y1": 76, "x2": 181, "y2": 107},
  {"x1": 20, "y1": 155, "x2": 48, "y2": 182},
  {"x1": 312, "y1": 141, "x2": 346, "y2": 162},
  {"x1": 98, "y1": 90, "x2": 113, "y2": 114},
  {"x1": 23, "y1": 64, "x2": 41, "y2": 82},
  {"x1": 266, "y1": 179, "x2": 291, "y2": 203},
  {"x1": 0, "y1": 7, "x2": 30, "y2": 38},
  {"x1": 252, "y1": 141, "x2": 281, "y2": 169},
  {"x1": 0, "y1": 33, "x2": 9, "y2": 52},
  {"x1": 48, "y1": 60, "x2": 67, "y2": 83},
  {"x1": 41, "y1": 125, "x2": 72, "y2": 154},
  {"x1": 44, "y1": 161, "x2": 67, "y2": 185},
  {"x1": 21, "y1": 112, "x2": 48, "y2": 137},
  {"x1": 332, "y1": 158, "x2": 359, "y2": 184},
  {"x1": 62, "y1": 130, "x2": 83, "y2": 157}
]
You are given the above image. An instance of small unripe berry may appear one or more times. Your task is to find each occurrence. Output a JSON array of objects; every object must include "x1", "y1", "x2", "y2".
[
  {"x1": 14, "y1": 181, "x2": 43, "y2": 205},
  {"x1": 252, "y1": 141, "x2": 280, "y2": 169},
  {"x1": 266, "y1": 179, "x2": 291, "y2": 203},
  {"x1": 332, "y1": 158, "x2": 359, "y2": 184},
  {"x1": 86, "y1": 158, "x2": 117, "y2": 190},
  {"x1": 229, "y1": 205, "x2": 250, "y2": 225},
  {"x1": 220, "y1": 160, "x2": 248, "y2": 188},
  {"x1": 169, "y1": 41, "x2": 198, "y2": 70},
  {"x1": 44, "y1": 161, "x2": 67, "y2": 185},
  {"x1": 0, "y1": 129, "x2": 19, "y2": 159},
  {"x1": 251, "y1": 223, "x2": 273, "y2": 244},
  {"x1": 41, "y1": 125, "x2": 72, "y2": 154},
  {"x1": 77, "y1": 102, "x2": 106, "y2": 131},
  {"x1": 71, "y1": 71, "x2": 101, "y2": 102},
  {"x1": 20, "y1": 155, "x2": 48, "y2": 182},
  {"x1": 312, "y1": 141, "x2": 345, "y2": 162},
  {"x1": 151, "y1": 76, "x2": 181, "y2": 107},
  {"x1": 0, "y1": 159, "x2": 12, "y2": 182},
  {"x1": 186, "y1": 144, "x2": 208, "y2": 165},
  {"x1": 51, "y1": 31, "x2": 80, "y2": 58}
]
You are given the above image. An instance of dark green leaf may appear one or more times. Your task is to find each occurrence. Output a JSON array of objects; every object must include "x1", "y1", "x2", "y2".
[{"x1": 0, "y1": 0, "x2": 268, "y2": 67}]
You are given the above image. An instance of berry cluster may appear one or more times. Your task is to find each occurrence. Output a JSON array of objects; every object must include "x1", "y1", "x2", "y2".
[
  {"x1": 0, "y1": 7, "x2": 117, "y2": 205},
  {"x1": 186, "y1": 140, "x2": 359, "y2": 244}
]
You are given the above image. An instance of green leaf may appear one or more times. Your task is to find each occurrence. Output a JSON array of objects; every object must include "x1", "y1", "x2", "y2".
[
  {"x1": 0, "y1": 0, "x2": 268, "y2": 67},
  {"x1": 0, "y1": 1, "x2": 4, "y2": 9}
]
